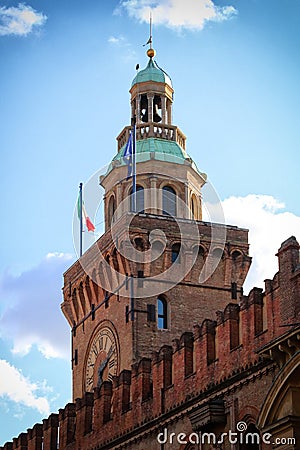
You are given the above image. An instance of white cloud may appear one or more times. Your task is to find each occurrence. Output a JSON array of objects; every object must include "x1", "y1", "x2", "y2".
[
  {"x1": 0, "y1": 359, "x2": 50, "y2": 415},
  {"x1": 221, "y1": 194, "x2": 300, "y2": 293},
  {"x1": 0, "y1": 253, "x2": 73, "y2": 359},
  {"x1": 108, "y1": 35, "x2": 125, "y2": 45},
  {"x1": 115, "y1": 0, "x2": 237, "y2": 30},
  {"x1": 107, "y1": 34, "x2": 137, "y2": 61},
  {"x1": 0, "y1": 3, "x2": 47, "y2": 37}
]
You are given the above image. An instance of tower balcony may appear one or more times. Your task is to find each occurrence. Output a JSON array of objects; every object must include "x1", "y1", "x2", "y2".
[{"x1": 117, "y1": 123, "x2": 186, "y2": 153}]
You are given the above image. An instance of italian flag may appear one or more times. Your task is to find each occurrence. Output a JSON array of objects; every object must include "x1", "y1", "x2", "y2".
[{"x1": 77, "y1": 197, "x2": 95, "y2": 232}]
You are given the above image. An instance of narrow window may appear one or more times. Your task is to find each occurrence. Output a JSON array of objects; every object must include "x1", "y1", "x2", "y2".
[
  {"x1": 171, "y1": 243, "x2": 181, "y2": 263},
  {"x1": 162, "y1": 186, "x2": 176, "y2": 216},
  {"x1": 130, "y1": 185, "x2": 144, "y2": 213},
  {"x1": 108, "y1": 195, "x2": 115, "y2": 226},
  {"x1": 157, "y1": 297, "x2": 168, "y2": 329},
  {"x1": 191, "y1": 195, "x2": 197, "y2": 220}
]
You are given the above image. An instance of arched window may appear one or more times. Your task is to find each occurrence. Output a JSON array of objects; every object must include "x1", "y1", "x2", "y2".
[
  {"x1": 91, "y1": 268, "x2": 98, "y2": 300},
  {"x1": 157, "y1": 297, "x2": 168, "y2": 329},
  {"x1": 105, "y1": 255, "x2": 112, "y2": 291},
  {"x1": 212, "y1": 247, "x2": 224, "y2": 260},
  {"x1": 112, "y1": 248, "x2": 119, "y2": 272},
  {"x1": 171, "y1": 243, "x2": 181, "y2": 264},
  {"x1": 191, "y1": 195, "x2": 197, "y2": 220},
  {"x1": 134, "y1": 237, "x2": 145, "y2": 251},
  {"x1": 232, "y1": 250, "x2": 242, "y2": 261},
  {"x1": 198, "y1": 246, "x2": 205, "y2": 257},
  {"x1": 162, "y1": 186, "x2": 176, "y2": 216},
  {"x1": 108, "y1": 195, "x2": 116, "y2": 226},
  {"x1": 151, "y1": 240, "x2": 165, "y2": 269},
  {"x1": 130, "y1": 185, "x2": 144, "y2": 213}
]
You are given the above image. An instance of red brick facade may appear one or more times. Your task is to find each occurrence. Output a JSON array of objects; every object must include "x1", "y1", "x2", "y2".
[
  {"x1": 2, "y1": 235, "x2": 300, "y2": 450},
  {"x1": 62, "y1": 213, "x2": 252, "y2": 401}
]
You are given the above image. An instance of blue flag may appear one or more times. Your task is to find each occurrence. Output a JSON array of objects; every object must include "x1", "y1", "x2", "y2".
[{"x1": 123, "y1": 132, "x2": 133, "y2": 179}]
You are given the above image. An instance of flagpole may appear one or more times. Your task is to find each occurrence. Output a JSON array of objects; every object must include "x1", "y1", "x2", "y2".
[
  {"x1": 131, "y1": 116, "x2": 137, "y2": 213},
  {"x1": 79, "y1": 182, "x2": 83, "y2": 257}
]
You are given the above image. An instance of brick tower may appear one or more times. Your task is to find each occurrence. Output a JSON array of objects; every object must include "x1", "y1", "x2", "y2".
[{"x1": 62, "y1": 47, "x2": 251, "y2": 401}]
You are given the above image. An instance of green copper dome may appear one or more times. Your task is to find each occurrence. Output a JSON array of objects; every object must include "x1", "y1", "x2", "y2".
[
  {"x1": 131, "y1": 58, "x2": 172, "y2": 88},
  {"x1": 105, "y1": 138, "x2": 206, "y2": 180}
]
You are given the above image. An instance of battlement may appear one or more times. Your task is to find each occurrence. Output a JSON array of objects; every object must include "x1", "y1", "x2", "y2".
[{"x1": 2, "y1": 237, "x2": 300, "y2": 450}]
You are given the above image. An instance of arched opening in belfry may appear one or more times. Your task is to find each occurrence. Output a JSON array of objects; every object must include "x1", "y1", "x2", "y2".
[
  {"x1": 153, "y1": 95, "x2": 162, "y2": 123},
  {"x1": 140, "y1": 94, "x2": 148, "y2": 122}
]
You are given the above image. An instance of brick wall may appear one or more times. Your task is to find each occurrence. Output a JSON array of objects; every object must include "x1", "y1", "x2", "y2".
[{"x1": 2, "y1": 236, "x2": 299, "y2": 450}]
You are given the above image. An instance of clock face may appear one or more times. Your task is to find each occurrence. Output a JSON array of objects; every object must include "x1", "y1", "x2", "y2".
[{"x1": 85, "y1": 325, "x2": 119, "y2": 392}]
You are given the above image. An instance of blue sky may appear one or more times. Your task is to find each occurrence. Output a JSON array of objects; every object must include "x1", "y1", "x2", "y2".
[{"x1": 0, "y1": 0, "x2": 300, "y2": 445}]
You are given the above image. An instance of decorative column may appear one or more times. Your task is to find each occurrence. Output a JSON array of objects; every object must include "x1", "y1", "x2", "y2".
[
  {"x1": 131, "y1": 99, "x2": 135, "y2": 121},
  {"x1": 157, "y1": 182, "x2": 163, "y2": 215},
  {"x1": 199, "y1": 193, "x2": 203, "y2": 221},
  {"x1": 147, "y1": 94, "x2": 154, "y2": 124},
  {"x1": 167, "y1": 99, "x2": 172, "y2": 125},
  {"x1": 103, "y1": 194, "x2": 108, "y2": 231},
  {"x1": 150, "y1": 176, "x2": 157, "y2": 214},
  {"x1": 183, "y1": 184, "x2": 189, "y2": 219},
  {"x1": 116, "y1": 182, "x2": 122, "y2": 220},
  {"x1": 136, "y1": 94, "x2": 141, "y2": 124}
]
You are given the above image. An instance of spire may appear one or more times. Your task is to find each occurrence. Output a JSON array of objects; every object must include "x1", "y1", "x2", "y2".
[{"x1": 145, "y1": 12, "x2": 156, "y2": 59}]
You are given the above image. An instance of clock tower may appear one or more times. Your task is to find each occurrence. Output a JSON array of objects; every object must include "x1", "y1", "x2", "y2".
[{"x1": 62, "y1": 47, "x2": 251, "y2": 401}]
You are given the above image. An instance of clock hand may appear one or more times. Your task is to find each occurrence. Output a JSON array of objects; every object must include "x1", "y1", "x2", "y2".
[
  {"x1": 98, "y1": 359, "x2": 107, "y2": 375},
  {"x1": 107, "y1": 346, "x2": 114, "y2": 360},
  {"x1": 97, "y1": 347, "x2": 114, "y2": 387}
]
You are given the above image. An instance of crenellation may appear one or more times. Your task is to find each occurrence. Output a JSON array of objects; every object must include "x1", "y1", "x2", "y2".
[
  {"x1": 179, "y1": 331, "x2": 194, "y2": 377},
  {"x1": 13, "y1": 434, "x2": 27, "y2": 450},
  {"x1": 27, "y1": 424, "x2": 42, "y2": 450},
  {"x1": 136, "y1": 358, "x2": 152, "y2": 402},
  {"x1": 75, "y1": 392, "x2": 94, "y2": 438},
  {"x1": 118, "y1": 369, "x2": 132, "y2": 413},
  {"x1": 277, "y1": 236, "x2": 300, "y2": 324},
  {"x1": 42, "y1": 414, "x2": 59, "y2": 450},
  {"x1": 157, "y1": 345, "x2": 173, "y2": 388},
  {"x1": 196, "y1": 318, "x2": 217, "y2": 365},
  {"x1": 93, "y1": 381, "x2": 112, "y2": 428},
  {"x1": 2, "y1": 444, "x2": 13, "y2": 450},
  {"x1": 225, "y1": 303, "x2": 240, "y2": 350},
  {"x1": 58, "y1": 403, "x2": 76, "y2": 447},
  {"x1": 5, "y1": 238, "x2": 300, "y2": 448}
]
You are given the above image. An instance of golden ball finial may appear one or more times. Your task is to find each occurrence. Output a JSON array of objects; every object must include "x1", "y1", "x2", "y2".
[{"x1": 147, "y1": 48, "x2": 156, "y2": 58}]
